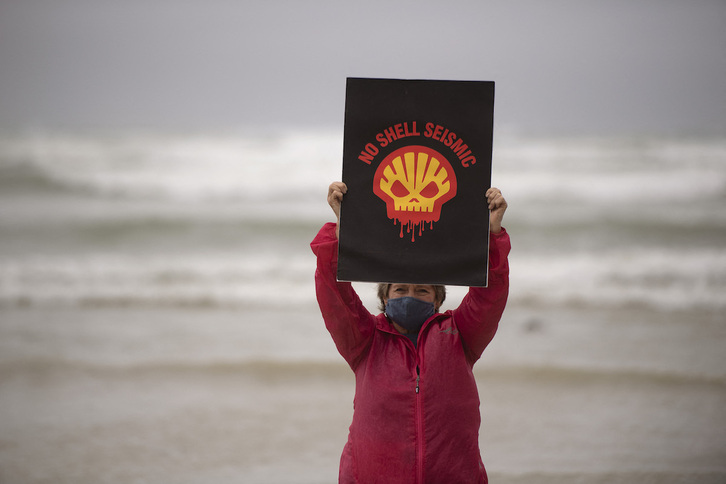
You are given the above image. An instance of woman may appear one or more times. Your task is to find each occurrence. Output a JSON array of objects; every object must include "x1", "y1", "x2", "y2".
[{"x1": 311, "y1": 181, "x2": 509, "y2": 483}]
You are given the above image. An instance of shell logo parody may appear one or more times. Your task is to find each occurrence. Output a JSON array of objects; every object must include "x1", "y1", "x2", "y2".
[
  {"x1": 339, "y1": 78, "x2": 494, "y2": 286},
  {"x1": 373, "y1": 145, "x2": 457, "y2": 241}
]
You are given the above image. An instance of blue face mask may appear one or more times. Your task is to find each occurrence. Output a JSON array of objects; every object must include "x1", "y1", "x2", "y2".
[{"x1": 385, "y1": 296, "x2": 435, "y2": 333}]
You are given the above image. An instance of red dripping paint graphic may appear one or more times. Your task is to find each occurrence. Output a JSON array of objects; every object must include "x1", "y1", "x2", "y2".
[{"x1": 373, "y1": 145, "x2": 457, "y2": 242}]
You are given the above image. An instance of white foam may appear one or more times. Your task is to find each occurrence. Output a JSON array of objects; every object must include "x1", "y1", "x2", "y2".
[
  {"x1": 0, "y1": 252, "x2": 317, "y2": 308},
  {"x1": 4, "y1": 132, "x2": 725, "y2": 206},
  {"x1": 509, "y1": 248, "x2": 726, "y2": 310},
  {"x1": 1, "y1": 129, "x2": 343, "y2": 201}
]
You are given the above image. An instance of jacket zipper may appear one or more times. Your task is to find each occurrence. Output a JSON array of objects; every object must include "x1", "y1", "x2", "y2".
[{"x1": 415, "y1": 365, "x2": 424, "y2": 483}]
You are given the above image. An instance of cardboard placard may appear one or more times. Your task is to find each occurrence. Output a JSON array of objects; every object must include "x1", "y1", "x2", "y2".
[{"x1": 338, "y1": 77, "x2": 495, "y2": 286}]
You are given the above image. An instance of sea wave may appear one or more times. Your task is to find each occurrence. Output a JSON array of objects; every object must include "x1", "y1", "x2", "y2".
[
  {"x1": 1, "y1": 354, "x2": 723, "y2": 386},
  {"x1": 509, "y1": 248, "x2": 726, "y2": 311},
  {"x1": 494, "y1": 134, "x2": 726, "y2": 170},
  {"x1": 500, "y1": 168, "x2": 726, "y2": 205},
  {"x1": 2, "y1": 132, "x2": 724, "y2": 205},
  {"x1": 0, "y1": 159, "x2": 79, "y2": 194},
  {"x1": 1, "y1": 131, "x2": 724, "y2": 311},
  {"x1": 0, "y1": 253, "x2": 317, "y2": 309},
  {"x1": 1, "y1": 247, "x2": 724, "y2": 311},
  {"x1": 0, "y1": 130, "x2": 343, "y2": 202}
]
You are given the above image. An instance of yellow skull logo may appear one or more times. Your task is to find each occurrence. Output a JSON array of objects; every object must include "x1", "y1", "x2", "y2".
[{"x1": 373, "y1": 145, "x2": 457, "y2": 241}]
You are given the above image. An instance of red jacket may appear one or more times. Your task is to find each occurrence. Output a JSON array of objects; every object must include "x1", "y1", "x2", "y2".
[{"x1": 311, "y1": 222, "x2": 510, "y2": 483}]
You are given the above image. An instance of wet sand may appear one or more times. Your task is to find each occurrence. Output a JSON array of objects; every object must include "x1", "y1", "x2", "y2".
[{"x1": 1, "y1": 350, "x2": 724, "y2": 483}]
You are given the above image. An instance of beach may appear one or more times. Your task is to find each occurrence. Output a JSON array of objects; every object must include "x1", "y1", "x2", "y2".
[
  {"x1": 2, "y1": 305, "x2": 724, "y2": 483},
  {"x1": 1, "y1": 131, "x2": 725, "y2": 483}
]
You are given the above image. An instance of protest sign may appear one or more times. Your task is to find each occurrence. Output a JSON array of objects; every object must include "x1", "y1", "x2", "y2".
[{"x1": 338, "y1": 77, "x2": 495, "y2": 286}]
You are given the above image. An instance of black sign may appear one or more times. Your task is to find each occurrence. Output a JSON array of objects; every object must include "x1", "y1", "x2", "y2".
[{"x1": 338, "y1": 78, "x2": 495, "y2": 287}]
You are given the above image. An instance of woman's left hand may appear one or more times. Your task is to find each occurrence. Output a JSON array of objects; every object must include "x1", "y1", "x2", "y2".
[{"x1": 486, "y1": 187, "x2": 507, "y2": 234}]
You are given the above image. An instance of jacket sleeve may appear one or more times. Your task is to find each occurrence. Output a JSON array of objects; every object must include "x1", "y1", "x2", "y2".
[
  {"x1": 310, "y1": 222, "x2": 377, "y2": 370},
  {"x1": 451, "y1": 228, "x2": 510, "y2": 364}
]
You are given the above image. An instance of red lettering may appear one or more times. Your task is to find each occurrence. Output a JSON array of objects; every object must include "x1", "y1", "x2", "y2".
[
  {"x1": 461, "y1": 156, "x2": 476, "y2": 167},
  {"x1": 394, "y1": 123, "x2": 405, "y2": 138},
  {"x1": 376, "y1": 132, "x2": 389, "y2": 147},
  {"x1": 404, "y1": 121, "x2": 421, "y2": 137},
  {"x1": 445, "y1": 131, "x2": 456, "y2": 147},
  {"x1": 424, "y1": 122, "x2": 435, "y2": 138},
  {"x1": 415, "y1": 123, "x2": 476, "y2": 167},
  {"x1": 432, "y1": 124, "x2": 444, "y2": 141},
  {"x1": 384, "y1": 127, "x2": 397, "y2": 145},
  {"x1": 451, "y1": 138, "x2": 470, "y2": 158},
  {"x1": 358, "y1": 153, "x2": 373, "y2": 164},
  {"x1": 358, "y1": 143, "x2": 379, "y2": 164},
  {"x1": 440, "y1": 128, "x2": 450, "y2": 145}
]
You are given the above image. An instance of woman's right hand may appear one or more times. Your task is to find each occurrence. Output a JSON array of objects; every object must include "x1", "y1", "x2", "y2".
[
  {"x1": 327, "y1": 182, "x2": 347, "y2": 220},
  {"x1": 327, "y1": 182, "x2": 347, "y2": 239}
]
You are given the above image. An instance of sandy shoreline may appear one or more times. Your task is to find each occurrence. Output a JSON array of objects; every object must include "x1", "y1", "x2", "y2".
[
  {"x1": 1, "y1": 304, "x2": 725, "y2": 483},
  {"x1": 2, "y1": 356, "x2": 725, "y2": 483}
]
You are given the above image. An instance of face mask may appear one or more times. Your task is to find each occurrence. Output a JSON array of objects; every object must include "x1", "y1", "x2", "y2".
[{"x1": 385, "y1": 296, "x2": 435, "y2": 333}]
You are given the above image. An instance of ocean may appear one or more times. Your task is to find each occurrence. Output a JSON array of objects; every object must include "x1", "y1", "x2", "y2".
[{"x1": 1, "y1": 129, "x2": 724, "y2": 483}]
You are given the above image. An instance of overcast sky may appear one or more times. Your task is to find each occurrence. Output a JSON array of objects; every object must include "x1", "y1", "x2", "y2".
[{"x1": 0, "y1": 0, "x2": 724, "y2": 135}]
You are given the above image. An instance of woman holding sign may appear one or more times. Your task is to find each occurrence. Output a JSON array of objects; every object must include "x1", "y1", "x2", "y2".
[{"x1": 311, "y1": 181, "x2": 509, "y2": 484}]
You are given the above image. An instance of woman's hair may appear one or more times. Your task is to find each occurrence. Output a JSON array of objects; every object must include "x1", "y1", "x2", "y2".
[{"x1": 376, "y1": 283, "x2": 446, "y2": 312}]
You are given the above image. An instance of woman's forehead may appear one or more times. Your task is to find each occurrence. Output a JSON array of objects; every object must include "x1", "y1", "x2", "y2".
[{"x1": 390, "y1": 284, "x2": 435, "y2": 290}]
